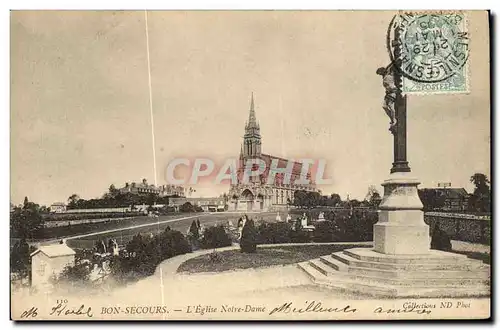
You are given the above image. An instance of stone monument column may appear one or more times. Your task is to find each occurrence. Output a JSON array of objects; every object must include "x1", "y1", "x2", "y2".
[
  {"x1": 373, "y1": 23, "x2": 429, "y2": 255},
  {"x1": 298, "y1": 14, "x2": 489, "y2": 298}
]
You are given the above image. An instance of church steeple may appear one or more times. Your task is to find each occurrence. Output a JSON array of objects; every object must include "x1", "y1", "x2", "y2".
[
  {"x1": 246, "y1": 92, "x2": 259, "y2": 130},
  {"x1": 243, "y1": 93, "x2": 262, "y2": 158}
]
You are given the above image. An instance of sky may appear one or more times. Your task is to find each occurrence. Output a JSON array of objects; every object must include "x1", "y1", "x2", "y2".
[{"x1": 10, "y1": 11, "x2": 490, "y2": 206}]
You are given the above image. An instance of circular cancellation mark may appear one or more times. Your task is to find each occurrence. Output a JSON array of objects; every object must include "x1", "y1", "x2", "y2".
[{"x1": 387, "y1": 12, "x2": 469, "y2": 84}]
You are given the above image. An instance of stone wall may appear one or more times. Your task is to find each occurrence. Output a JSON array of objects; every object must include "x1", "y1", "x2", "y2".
[{"x1": 424, "y1": 212, "x2": 491, "y2": 245}]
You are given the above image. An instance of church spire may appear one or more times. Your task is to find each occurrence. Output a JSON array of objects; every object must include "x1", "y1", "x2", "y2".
[
  {"x1": 242, "y1": 92, "x2": 262, "y2": 157},
  {"x1": 247, "y1": 92, "x2": 258, "y2": 129}
]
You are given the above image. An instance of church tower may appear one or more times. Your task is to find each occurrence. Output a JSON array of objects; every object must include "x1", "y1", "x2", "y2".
[{"x1": 242, "y1": 93, "x2": 262, "y2": 158}]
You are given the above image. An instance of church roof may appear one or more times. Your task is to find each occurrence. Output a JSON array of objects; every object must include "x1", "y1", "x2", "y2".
[{"x1": 259, "y1": 153, "x2": 313, "y2": 184}]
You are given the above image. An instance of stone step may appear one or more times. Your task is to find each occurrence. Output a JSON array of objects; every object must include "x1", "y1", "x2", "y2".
[
  {"x1": 323, "y1": 253, "x2": 490, "y2": 282},
  {"x1": 297, "y1": 262, "x2": 326, "y2": 282},
  {"x1": 319, "y1": 255, "x2": 349, "y2": 272},
  {"x1": 331, "y1": 251, "x2": 486, "y2": 271},
  {"x1": 297, "y1": 262, "x2": 398, "y2": 297},
  {"x1": 343, "y1": 248, "x2": 469, "y2": 264},
  {"x1": 297, "y1": 261, "x2": 490, "y2": 298},
  {"x1": 308, "y1": 259, "x2": 336, "y2": 276},
  {"x1": 309, "y1": 256, "x2": 489, "y2": 287}
]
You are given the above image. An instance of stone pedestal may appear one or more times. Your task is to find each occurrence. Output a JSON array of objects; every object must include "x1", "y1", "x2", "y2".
[
  {"x1": 297, "y1": 171, "x2": 490, "y2": 298},
  {"x1": 374, "y1": 172, "x2": 430, "y2": 254}
]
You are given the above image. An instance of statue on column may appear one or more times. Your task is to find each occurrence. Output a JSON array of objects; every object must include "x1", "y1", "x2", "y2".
[{"x1": 376, "y1": 63, "x2": 398, "y2": 134}]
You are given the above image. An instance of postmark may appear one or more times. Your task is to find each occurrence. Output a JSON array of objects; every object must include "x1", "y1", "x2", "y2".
[{"x1": 389, "y1": 12, "x2": 469, "y2": 94}]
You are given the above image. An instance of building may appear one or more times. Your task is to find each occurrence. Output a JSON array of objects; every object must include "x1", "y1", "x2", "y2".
[
  {"x1": 418, "y1": 187, "x2": 470, "y2": 212},
  {"x1": 228, "y1": 94, "x2": 318, "y2": 211},
  {"x1": 118, "y1": 179, "x2": 185, "y2": 197},
  {"x1": 30, "y1": 243, "x2": 76, "y2": 290},
  {"x1": 169, "y1": 197, "x2": 227, "y2": 212},
  {"x1": 49, "y1": 202, "x2": 67, "y2": 213}
]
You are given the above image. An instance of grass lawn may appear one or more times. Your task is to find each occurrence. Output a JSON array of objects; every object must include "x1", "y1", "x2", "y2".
[{"x1": 177, "y1": 244, "x2": 367, "y2": 274}]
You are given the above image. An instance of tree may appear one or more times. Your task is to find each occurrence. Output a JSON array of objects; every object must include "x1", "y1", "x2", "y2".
[
  {"x1": 200, "y1": 225, "x2": 232, "y2": 249},
  {"x1": 67, "y1": 194, "x2": 80, "y2": 208},
  {"x1": 293, "y1": 190, "x2": 308, "y2": 208},
  {"x1": 240, "y1": 219, "x2": 257, "y2": 253},
  {"x1": 109, "y1": 184, "x2": 118, "y2": 195},
  {"x1": 418, "y1": 189, "x2": 446, "y2": 211},
  {"x1": 188, "y1": 220, "x2": 200, "y2": 248},
  {"x1": 10, "y1": 239, "x2": 35, "y2": 276},
  {"x1": 179, "y1": 202, "x2": 195, "y2": 213},
  {"x1": 329, "y1": 193, "x2": 342, "y2": 207},
  {"x1": 10, "y1": 203, "x2": 44, "y2": 239},
  {"x1": 469, "y1": 173, "x2": 491, "y2": 213},
  {"x1": 369, "y1": 191, "x2": 382, "y2": 208}
]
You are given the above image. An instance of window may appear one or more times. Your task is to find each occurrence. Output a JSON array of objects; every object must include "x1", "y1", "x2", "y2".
[{"x1": 37, "y1": 260, "x2": 47, "y2": 276}]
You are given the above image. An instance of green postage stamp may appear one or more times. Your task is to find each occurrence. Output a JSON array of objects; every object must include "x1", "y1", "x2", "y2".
[{"x1": 395, "y1": 12, "x2": 469, "y2": 94}]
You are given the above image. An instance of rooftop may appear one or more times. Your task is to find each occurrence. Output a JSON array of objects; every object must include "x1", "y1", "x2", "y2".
[{"x1": 30, "y1": 243, "x2": 76, "y2": 258}]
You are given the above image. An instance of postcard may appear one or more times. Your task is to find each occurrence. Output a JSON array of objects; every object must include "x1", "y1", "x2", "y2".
[{"x1": 10, "y1": 10, "x2": 491, "y2": 320}]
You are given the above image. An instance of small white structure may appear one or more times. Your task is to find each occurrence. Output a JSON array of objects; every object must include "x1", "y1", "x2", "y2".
[
  {"x1": 49, "y1": 202, "x2": 67, "y2": 213},
  {"x1": 301, "y1": 213, "x2": 315, "y2": 231},
  {"x1": 30, "y1": 243, "x2": 76, "y2": 290},
  {"x1": 317, "y1": 211, "x2": 326, "y2": 222},
  {"x1": 237, "y1": 215, "x2": 248, "y2": 240},
  {"x1": 286, "y1": 214, "x2": 291, "y2": 223},
  {"x1": 276, "y1": 212, "x2": 282, "y2": 222}
]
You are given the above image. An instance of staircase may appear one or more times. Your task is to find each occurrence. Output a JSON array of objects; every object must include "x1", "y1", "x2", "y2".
[{"x1": 297, "y1": 247, "x2": 490, "y2": 298}]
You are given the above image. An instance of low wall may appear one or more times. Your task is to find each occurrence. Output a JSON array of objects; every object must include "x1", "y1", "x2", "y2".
[
  {"x1": 424, "y1": 212, "x2": 491, "y2": 245},
  {"x1": 44, "y1": 216, "x2": 135, "y2": 228}
]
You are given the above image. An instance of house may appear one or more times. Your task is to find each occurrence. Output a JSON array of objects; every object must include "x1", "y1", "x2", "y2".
[
  {"x1": 418, "y1": 187, "x2": 470, "y2": 212},
  {"x1": 49, "y1": 202, "x2": 67, "y2": 213},
  {"x1": 118, "y1": 179, "x2": 185, "y2": 197},
  {"x1": 30, "y1": 243, "x2": 76, "y2": 291},
  {"x1": 169, "y1": 197, "x2": 227, "y2": 212}
]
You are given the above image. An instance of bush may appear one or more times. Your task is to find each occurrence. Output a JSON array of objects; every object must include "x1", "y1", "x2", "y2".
[
  {"x1": 55, "y1": 262, "x2": 92, "y2": 287},
  {"x1": 240, "y1": 219, "x2": 257, "y2": 253},
  {"x1": 179, "y1": 202, "x2": 195, "y2": 213},
  {"x1": 160, "y1": 206, "x2": 176, "y2": 214},
  {"x1": 313, "y1": 221, "x2": 341, "y2": 243},
  {"x1": 200, "y1": 225, "x2": 232, "y2": 249},
  {"x1": 431, "y1": 227, "x2": 452, "y2": 252},
  {"x1": 188, "y1": 220, "x2": 200, "y2": 249},
  {"x1": 337, "y1": 210, "x2": 376, "y2": 241},
  {"x1": 257, "y1": 222, "x2": 292, "y2": 244},
  {"x1": 289, "y1": 228, "x2": 311, "y2": 243},
  {"x1": 113, "y1": 229, "x2": 192, "y2": 278}
]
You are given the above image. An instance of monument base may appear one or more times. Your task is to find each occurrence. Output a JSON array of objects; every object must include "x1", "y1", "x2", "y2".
[
  {"x1": 374, "y1": 172, "x2": 431, "y2": 255},
  {"x1": 297, "y1": 171, "x2": 489, "y2": 297},
  {"x1": 298, "y1": 247, "x2": 490, "y2": 298},
  {"x1": 374, "y1": 222, "x2": 429, "y2": 255}
]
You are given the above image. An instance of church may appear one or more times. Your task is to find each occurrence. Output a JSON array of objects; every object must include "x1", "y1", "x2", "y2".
[{"x1": 228, "y1": 94, "x2": 318, "y2": 212}]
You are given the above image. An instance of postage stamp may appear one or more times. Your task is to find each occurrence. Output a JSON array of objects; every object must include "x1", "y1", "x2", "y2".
[{"x1": 391, "y1": 12, "x2": 470, "y2": 94}]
